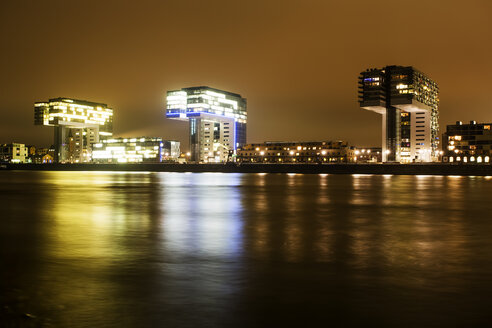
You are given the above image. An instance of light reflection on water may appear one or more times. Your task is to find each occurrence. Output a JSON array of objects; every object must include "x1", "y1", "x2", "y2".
[
  {"x1": 158, "y1": 173, "x2": 244, "y2": 258},
  {"x1": 1, "y1": 171, "x2": 492, "y2": 327}
]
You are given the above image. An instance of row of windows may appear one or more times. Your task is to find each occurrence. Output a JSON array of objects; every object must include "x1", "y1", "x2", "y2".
[
  {"x1": 238, "y1": 157, "x2": 348, "y2": 163},
  {"x1": 238, "y1": 152, "x2": 346, "y2": 156},
  {"x1": 241, "y1": 145, "x2": 346, "y2": 151}
]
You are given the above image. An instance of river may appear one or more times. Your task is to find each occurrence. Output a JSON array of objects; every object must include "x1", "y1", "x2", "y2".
[{"x1": 1, "y1": 171, "x2": 491, "y2": 327}]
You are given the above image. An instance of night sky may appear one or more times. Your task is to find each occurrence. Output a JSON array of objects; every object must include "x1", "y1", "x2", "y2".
[{"x1": 1, "y1": 0, "x2": 491, "y2": 150}]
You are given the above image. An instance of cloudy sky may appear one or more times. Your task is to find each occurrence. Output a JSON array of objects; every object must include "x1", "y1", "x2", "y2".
[{"x1": 1, "y1": 0, "x2": 491, "y2": 149}]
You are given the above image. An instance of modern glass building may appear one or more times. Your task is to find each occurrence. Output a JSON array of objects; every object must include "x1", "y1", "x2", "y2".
[
  {"x1": 442, "y1": 121, "x2": 492, "y2": 164},
  {"x1": 92, "y1": 137, "x2": 180, "y2": 163},
  {"x1": 359, "y1": 66, "x2": 439, "y2": 162},
  {"x1": 166, "y1": 86, "x2": 247, "y2": 162},
  {"x1": 161, "y1": 140, "x2": 181, "y2": 161},
  {"x1": 34, "y1": 98, "x2": 113, "y2": 163}
]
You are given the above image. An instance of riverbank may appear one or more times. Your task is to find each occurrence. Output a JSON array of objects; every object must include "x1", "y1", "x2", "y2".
[{"x1": 3, "y1": 163, "x2": 492, "y2": 176}]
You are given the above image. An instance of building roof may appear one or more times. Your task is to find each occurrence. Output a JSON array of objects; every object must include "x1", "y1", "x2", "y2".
[{"x1": 180, "y1": 86, "x2": 245, "y2": 100}]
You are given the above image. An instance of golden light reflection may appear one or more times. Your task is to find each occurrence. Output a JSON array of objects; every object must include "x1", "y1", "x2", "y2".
[
  {"x1": 283, "y1": 175, "x2": 304, "y2": 262},
  {"x1": 45, "y1": 172, "x2": 154, "y2": 261},
  {"x1": 314, "y1": 175, "x2": 333, "y2": 262}
]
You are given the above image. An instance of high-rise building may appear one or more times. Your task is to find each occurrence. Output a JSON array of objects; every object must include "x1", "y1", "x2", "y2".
[
  {"x1": 442, "y1": 121, "x2": 492, "y2": 164},
  {"x1": 34, "y1": 98, "x2": 113, "y2": 163},
  {"x1": 358, "y1": 66, "x2": 439, "y2": 162},
  {"x1": 166, "y1": 86, "x2": 247, "y2": 163}
]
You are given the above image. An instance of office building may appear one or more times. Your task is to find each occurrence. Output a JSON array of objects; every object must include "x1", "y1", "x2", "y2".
[
  {"x1": 359, "y1": 66, "x2": 439, "y2": 162},
  {"x1": 162, "y1": 140, "x2": 181, "y2": 161},
  {"x1": 92, "y1": 137, "x2": 179, "y2": 163},
  {"x1": 236, "y1": 141, "x2": 355, "y2": 163},
  {"x1": 442, "y1": 121, "x2": 492, "y2": 163},
  {"x1": 0, "y1": 143, "x2": 28, "y2": 163},
  {"x1": 166, "y1": 86, "x2": 247, "y2": 163},
  {"x1": 34, "y1": 98, "x2": 113, "y2": 163}
]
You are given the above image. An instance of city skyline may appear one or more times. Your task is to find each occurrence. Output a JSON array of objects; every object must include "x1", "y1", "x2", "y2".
[{"x1": 1, "y1": 0, "x2": 491, "y2": 150}]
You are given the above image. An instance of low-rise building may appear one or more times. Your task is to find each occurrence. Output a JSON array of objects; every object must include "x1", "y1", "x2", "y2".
[
  {"x1": 31, "y1": 153, "x2": 54, "y2": 164},
  {"x1": 92, "y1": 137, "x2": 180, "y2": 163},
  {"x1": 354, "y1": 147, "x2": 382, "y2": 163},
  {"x1": 442, "y1": 121, "x2": 492, "y2": 163},
  {"x1": 236, "y1": 141, "x2": 355, "y2": 163},
  {"x1": 26, "y1": 145, "x2": 53, "y2": 163},
  {"x1": 0, "y1": 143, "x2": 28, "y2": 163}
]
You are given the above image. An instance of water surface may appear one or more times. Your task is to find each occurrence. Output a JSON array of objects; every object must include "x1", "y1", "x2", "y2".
[{"x1": 1, "y1": 171, "x2": 492, "y2": 327}]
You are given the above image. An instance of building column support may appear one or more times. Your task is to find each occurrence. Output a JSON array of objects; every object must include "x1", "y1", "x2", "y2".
[
  {"x1": 54, "y1": 125, "x2": 68, "y2": 163},
  {"x1": 189, "y1": 118, "x2": 201, "y2": 163},
  {"x1": 384, "y1": 106, "x2": 401, "y2": 162}
]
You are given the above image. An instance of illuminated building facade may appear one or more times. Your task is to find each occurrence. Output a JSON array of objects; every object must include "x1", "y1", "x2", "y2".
[
  {"x1": 34, "y1": 98, "x2": 113, "y2": 163},
  {"x1": 0, "y1": 143, "x2": 28, "y2": 163},
  {"x1": 236, "y1": 141, "x2": 355, "y2": 163},
  {"x1": 31, "y1": 153, "x2": 54, "y2": 164},
  {"x1": 166, "y1": 86, "x2": 247, "y2": 163},
  {"x1": 162, "y1": 141, "x2": 181, "y2": 161},
  {"x1": 92, "y1": 137, "x2": 180, "y2": 163},
  {"x1": 353, "y1": 147, "x2": 382, "y2": 163},
  {"x1": 359, "y1": 66, "x2": 439, "y2": 162},
  {"x1": 442, "y1": 121, "x2": 492, "y2": 164}
]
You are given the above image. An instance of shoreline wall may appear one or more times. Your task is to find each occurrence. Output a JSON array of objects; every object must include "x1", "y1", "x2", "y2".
[{"x1": 3, "y1": 163, "x2": 492, "y2": 176}]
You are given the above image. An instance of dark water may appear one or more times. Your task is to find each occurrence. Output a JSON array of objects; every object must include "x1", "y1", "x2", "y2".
[{"x1": 1, "y1": 171, "x2": 492, "y2": 327}]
